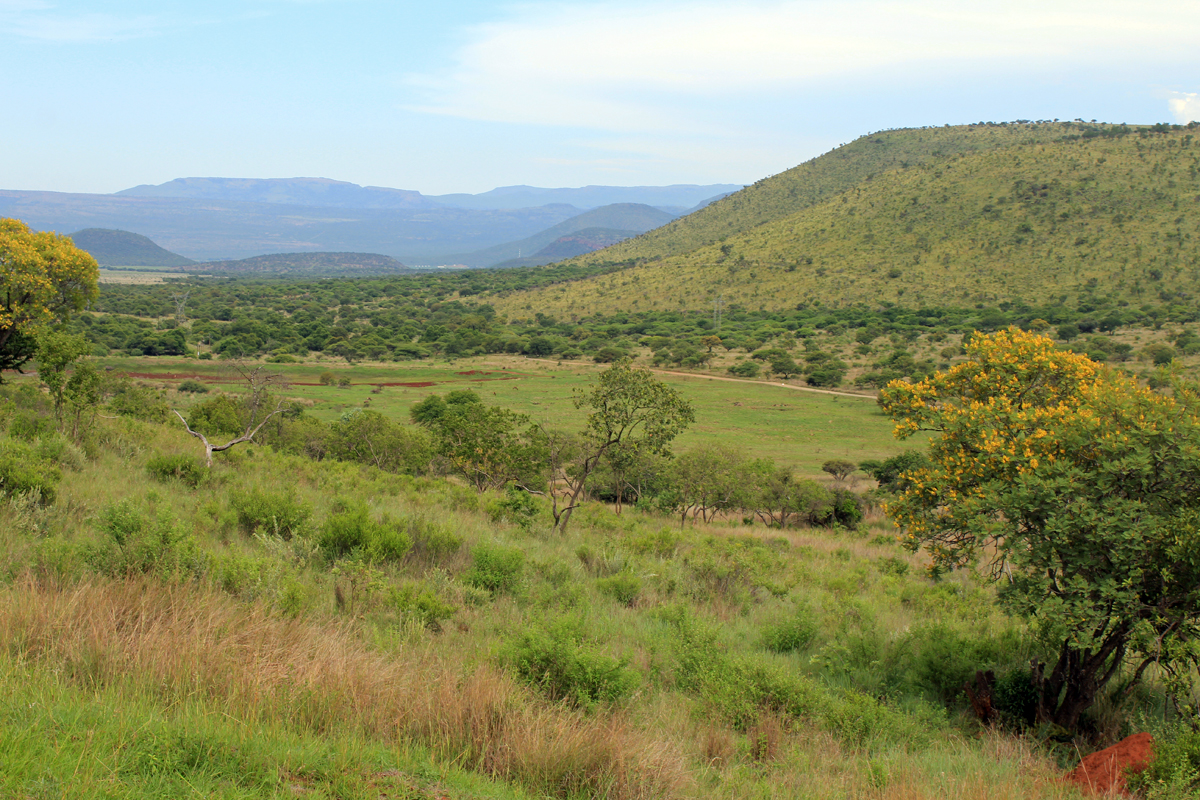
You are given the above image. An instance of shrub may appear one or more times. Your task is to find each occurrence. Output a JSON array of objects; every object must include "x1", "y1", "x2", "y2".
[
  {"x1": 8, "y1": 412, "x2": 55, "y2": 442},
  {"x1": 0, "y1": 439, "x2": 60, "y2": 504},
  {"x1": 318, "y1": 371, "x2": 336, "y2": 385},
  {"x1": 727, "y1": 360, "x2": 760, "y2": 378},
  {"x1": 501, "y1": 619, "x2": 640, "y2": 709},
  {"x1": 186, "y1": 394, "x2": 245, "y2": 438},
  {"x1": 992, "y1": 667, "x2": 1040, "y2": 725},
  {"x1": 146, "y1": 453, "x2": 206, "y2": 487},
  {"x1": 406, "y1": 517, "x2": 463, "y2": 563},
  {"x1": 389, "y1": 584, "x2": 456, "y2": 631},
  {"x1": 34, "y1": 435, "x2": 86, "y2": 471},
  {"x1": 229, "y1": 487, "x2": 311, "y2": 538},
  {"x1": 87, "y1": 500, "x2": 203, "y2": 577},
  {"x1": 318, "y1": 502, "x2": 412, "y2": 563},
  {"x1": 596, "y1": 572, "x2": 641, "y2": 606},
  {"x1": 810, "y1": 488, "x2": 864, "y2": 529},
  {"x1": 486, "y1": 485, "x2": 540, "y2": 530},
  {"x1": 464, "y1": 541, "x2": 525, "y2": 594},
  {"x1": 761, "y1": 606, "x2": 819, "y2": 653},
  {"x1": 1129, "y1": 727, "x2": 1200, "y2": 798},
  {"x1": 107, "y1": 377, "x2": 171, "y2": 422},
  {"x1": 177, "y1": 379, "x2": 209, "y2": 393}
]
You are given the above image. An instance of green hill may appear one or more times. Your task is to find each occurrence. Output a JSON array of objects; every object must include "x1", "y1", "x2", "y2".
[
  {"x1": 189, "y1": 251, "x2": 410, "y2": 277},
  {"x1": 68, "y1": 228, "x2": 195, "y2": 267},
  {"x1": 452, "y1": 203, "x2": 677, "y2": 267},
  {"x1": 491, "y1": 227, "x2": 642, "y2": 268},
  {"x1": 492, "y1": 122, "x2": 1200, "y2": 317}
]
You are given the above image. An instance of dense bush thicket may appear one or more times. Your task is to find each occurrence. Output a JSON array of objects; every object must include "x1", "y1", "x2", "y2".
[{"x1": 76, "y1": 268, "x2": 1181, "y2": 386}]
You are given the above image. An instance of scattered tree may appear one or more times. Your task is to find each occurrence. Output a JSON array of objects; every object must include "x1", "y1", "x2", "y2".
[
  {"x1": 547, "y1": 360, "x2": 694, "y2": 534},
  {"x1": 0, "y1": 219, "x2": 99, "y2": 375},
  {"x1": 880, "y1": 328, "x2": 1200, "y2": 731},
  {"x1": 820, "y1": 458, "x2": 857, "y2": 483}
]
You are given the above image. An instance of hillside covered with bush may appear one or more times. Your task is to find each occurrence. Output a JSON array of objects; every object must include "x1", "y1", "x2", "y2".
[{"x1": 490, "y1": 122, "x2": 1200, "y2": 317}]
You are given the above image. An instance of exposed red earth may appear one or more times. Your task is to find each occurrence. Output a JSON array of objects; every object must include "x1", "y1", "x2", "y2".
[{"x1": 1066, "y1": 732, "x2": 1154, "y2": 796}]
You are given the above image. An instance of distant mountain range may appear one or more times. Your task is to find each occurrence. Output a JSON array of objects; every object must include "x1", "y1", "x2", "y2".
[
  {"x1": 426, "y1": 184, "x2": 740, "y2": 212},
  {"x1": 116, "y1": 177, "x2": 741, "y2": 213},
  {"x1": 0, "y1": 179, "x2": 739, "y2": 266},
  {"x1": 116, "y1": 177, "x2": 431, "y2": 210},
  {"x1": 447, "y1": 203, "x2": 678, "y2": 268}
]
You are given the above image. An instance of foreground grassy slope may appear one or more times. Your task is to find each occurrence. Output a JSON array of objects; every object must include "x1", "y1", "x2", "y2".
[
  {"x1": 0, "y1": 374, "x2": 1134, "y2": 799},
  {"x1": 493, "y1": 124, "x2": 1200, "y2": 318}
]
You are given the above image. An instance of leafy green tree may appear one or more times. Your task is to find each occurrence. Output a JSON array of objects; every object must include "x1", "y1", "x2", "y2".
[
  {"x1": 820, "y1": 458, "x2": 857, "y2": 483},
  {"x1": 727, "y1": 360, "x2": 760, "y2": 378},
  {"x1": 858, "y1": 450, "x2": 929, "y2": 493},
  {"x1": 747, "y1": 462, "x2": 832, "y2": 528},
  {"x1": 34, "y1": 330, "x2": 91, "y2": 426},
  {"x1": 665, "y1": 444, "x2": 751, "y2": 525},
  {"x1": 432, "y1": 402, "x2": 545, "y2": 492},
  {"x1": 549, "y1": 360, "x2": 694, "y2": 534},
  {"x1": 880, "y1": 328, "x2": 1200, "y2": 731},
  {"x1": 0, "y1": 219, "x2": 99, "y2": 373},
  {"x1": 769, "y1": 354, "x2": 801, "y2": 379},
  {"x1": 328, "y1": 409, "x2": 432, "y2": 475}
]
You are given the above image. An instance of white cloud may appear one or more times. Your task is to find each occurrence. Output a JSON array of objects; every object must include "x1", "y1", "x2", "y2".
[
  {"x1": 406, "y1": 0, "x2": 1200, "y2": 133},
  {"x1": 1168, "y1": 92, "x2": 1200, "y2": 123}
]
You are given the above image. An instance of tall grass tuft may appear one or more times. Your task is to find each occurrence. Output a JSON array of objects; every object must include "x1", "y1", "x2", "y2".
[{"x1": 0, "y1": 575, "x2": 690, "y2": 799}]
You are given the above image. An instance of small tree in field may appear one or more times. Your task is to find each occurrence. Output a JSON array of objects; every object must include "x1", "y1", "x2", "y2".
[
  {"x1": 820, "y1": 458, "x2": 857, "y2": 484},
  {"x1": 546, "y1": 360, "x2": 694, "y2": 534},
  {"x1": 880, "y1": 328, "x2": 1200, "y2": 731}
]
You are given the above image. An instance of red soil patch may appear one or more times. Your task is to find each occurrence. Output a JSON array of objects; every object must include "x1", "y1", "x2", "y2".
[
  {"x1": 1066, "y1": 732, "x2": 1154, "y2": 796},
  {"x1": 289, "y1": 381, "x2": 437, "y2": 388},
  {"x1": 123, "y1": 372, "x2": 238, "y2": 382}
]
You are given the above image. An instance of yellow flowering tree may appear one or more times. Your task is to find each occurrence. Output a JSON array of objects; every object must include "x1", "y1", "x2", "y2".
[
  {"x1": 0, "y1": 218, "x2": 99, "y2": 373},
  {"x1": 880, "y1": 328, "x2": 1200, "y2": 731}
]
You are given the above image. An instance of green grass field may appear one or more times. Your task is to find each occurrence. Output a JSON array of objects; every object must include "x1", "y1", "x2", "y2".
[{"x1": 95, "y1": 353, "x2": 906, "y2": 477}]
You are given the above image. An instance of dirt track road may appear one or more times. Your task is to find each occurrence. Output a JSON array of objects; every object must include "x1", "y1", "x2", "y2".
[{"x1": 523, "y1": 358, "x2": 878, "y2": 402}]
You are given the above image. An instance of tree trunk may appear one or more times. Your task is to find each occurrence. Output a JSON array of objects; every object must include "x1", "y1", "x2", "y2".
[{"x1": 1035, "y1": 623, "x2": 1130, "y2": 731}]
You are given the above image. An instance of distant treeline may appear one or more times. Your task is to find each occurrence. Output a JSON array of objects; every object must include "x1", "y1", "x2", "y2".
[{"x1": 79, "y1": 271, "x2": 1194, "y2": 380}]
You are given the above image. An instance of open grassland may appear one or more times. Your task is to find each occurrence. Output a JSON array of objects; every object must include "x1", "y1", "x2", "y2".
[
  {"x1": 98, "y1": 268, "x2": 188, "y2": 284},
  {"x1": 91, "y1": 354, "x2": 901, "y2": 476},
  {"x1": 0, "y1": 400, "x2": 1107, "y2": 799}
]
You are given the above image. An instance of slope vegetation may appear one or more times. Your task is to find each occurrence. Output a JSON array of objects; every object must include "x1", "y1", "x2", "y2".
[{"x1": 493, "y1": 123, "x2": 1200, "y2": 317}]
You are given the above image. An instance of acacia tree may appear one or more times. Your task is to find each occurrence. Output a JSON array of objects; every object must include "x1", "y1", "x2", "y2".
[
  {"x1": 0, "y1": 219, "x2": 99, "y2": 373},
  {"x1": 547, "y1": 359, "x2": 694, "y2": 534},
  {"x1": 666, "y1": 444, "x2": 751, "y2": 526},
  {"x1": 880, "y1": 328, "x2": 1200, "y2": 731}
]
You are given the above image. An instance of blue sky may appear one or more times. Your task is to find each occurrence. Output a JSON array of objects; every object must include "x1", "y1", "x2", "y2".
[{"x1": 2, "y1": 0, "x2": 1198, "y2": 196}]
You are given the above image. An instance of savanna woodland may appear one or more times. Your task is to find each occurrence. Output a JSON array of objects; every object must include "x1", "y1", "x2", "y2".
[{"x1": 3, "y1": 121, "x2": 1200, "y2": 799}]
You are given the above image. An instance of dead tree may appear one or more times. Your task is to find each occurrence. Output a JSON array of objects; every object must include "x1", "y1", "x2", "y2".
[{"x1": 174, "y1": 362, "x2": 287, "y2": 467}]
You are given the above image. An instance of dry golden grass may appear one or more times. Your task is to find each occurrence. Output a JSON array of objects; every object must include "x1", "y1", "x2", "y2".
[{"x1": 0, "y1": 575, "x2": 690, "y2": 800}]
